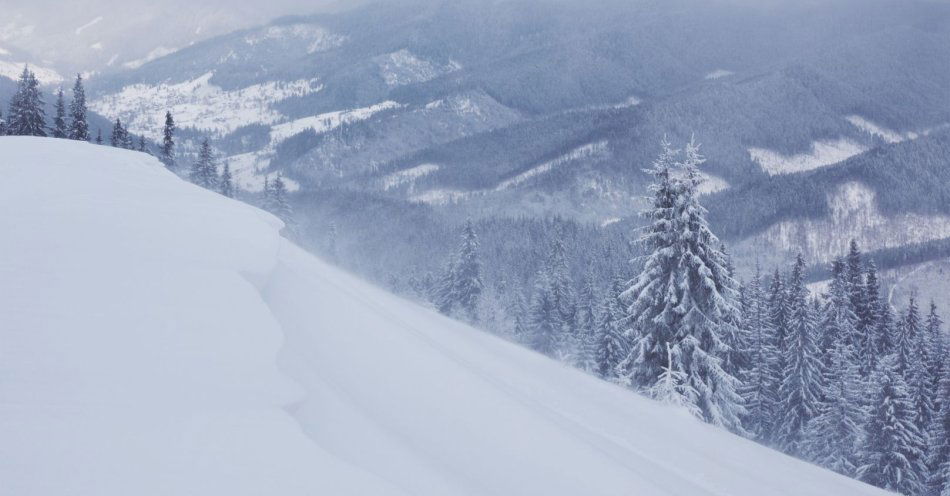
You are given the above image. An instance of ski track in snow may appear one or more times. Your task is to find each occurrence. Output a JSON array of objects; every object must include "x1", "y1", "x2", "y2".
[{"x1": 0, "y1": 137, "x2": 891, "y2": 496}]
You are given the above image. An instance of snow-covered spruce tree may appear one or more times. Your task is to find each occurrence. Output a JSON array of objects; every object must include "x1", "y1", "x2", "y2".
[
  {"x1": 805, "y1": 337, "x2": 865, "y2": 477},
  {"x1": 529, "y1": 270, "x2": 559, "y2": 357},
  {"x1": 818, "y1": 259, "x2": 858, "y2": 372},
  {"x1": 927, "y1": 301, "x2": 946, "y2": 383},
  {"x1": 546, "y1": 232, "x2": 578, "y2": 362},
  {"x1": 190, "y1": 138, "x2": 218, "y2": 190},
  {"x1": 776, "y1": 253, "x2": 823, "y2": 456},
  {"x1": 219, "y1": 160, "x2": 234, "y2": 198},
  {"x1": 110, "y1": 119, "x2": 126, "y2": 147},
  {"x1": 95, "y1": 128, "x2": 103, "y2": 144},
  {"x1": 52, "y1": 89, "x2": 67, "y2": 138},
  {"x1": 857, "y1": 261, "x2": 883, "y2": 376},
  {"x1": 767, "y1": 269, "x2": 789, "y2": 370},
  {"x1": 161, "y1": 111, "x2": 176, "y2": 169},
  {"x1": 845, "y1": 240, "x2": 868, "y2": 342},
  {"x1": 895, "y1": 297, "x2": 923, "y2": 376},
  {"x1": 596, "y1": 276, "x2": 629, "y2": 381},
  {"x1": 0, "y1": 107, "x2": 6, "y2": 135},
  {"x1": 7, "y1": 66, "x2": 47, "y2": 137},
  {"x1": 618, "y1": 138, "x2": 744, "y2": 431},
  {"x1": 575, "y1": 273, "x2": 600, "y2": 373},
  {"x1": 860, "y1": 355, "x2": 928, "y2": 495},
  {"x1": 67, "y1": 74, "x2": 89, "y2": 141},
  {"x1": 433, "y1": 221, "x2": 482, "y2": 323},
  {"x1": 740, "y1": 264, "x2": 782, "y2": 442},
  {"x1": 136, "y1": 135, "x2": 147, "y2": 153},
  {"x1": 929, "y1": 349, "x2": 950, "y2": 495}
]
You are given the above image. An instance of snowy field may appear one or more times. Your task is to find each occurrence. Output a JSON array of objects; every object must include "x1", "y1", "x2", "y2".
[{"x1": 0, "y1": 137, "x2": 889, "y2": 495}]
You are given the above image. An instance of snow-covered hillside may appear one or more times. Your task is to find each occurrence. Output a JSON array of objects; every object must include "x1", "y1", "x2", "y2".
[{"x1": 0, "y1": 137, "x2": 889, "y2": 496}]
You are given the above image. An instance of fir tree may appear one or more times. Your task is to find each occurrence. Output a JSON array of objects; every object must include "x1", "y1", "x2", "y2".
[
  {"x1": 0, "y1": 107, "x2": 5, "y2": 135},
  {"x1": 67, "y1": 74, "x2": 89, "y2": 141},
  {"x1": 858, "y1": 261, "x2": 883, "y2": 376},
  {"x1": 806, "y1": 339, "x2": 865, "y2": 477},
  {"x1": 7, "y1": 66, "x2": 47, "y2": 136},
  {"x1": 596, "y1": 277, "x2": 629, "y2": 380},
  {"x1": 741, "y1": 264, "x2": 782, "y2": 442},
  {"x1": 575, "y1": 273, "x2": 600, "y2": 373},
  {"x1": 860, "y1": 356, "x2": 928, "y2": 495},
  {"x1": 529, "y1": 270, "x2": 559, "y2": 357},
  {"x1": 929, "y1": 355, "x2": 950, "y2": 495},
  {"x1": 776, "y1": 254, "x2": 823, "y2": 456},
  {"x1": 137, "y1": 135, "x2": 147, "y2": 153},
  {"x1": 546, "y1": 233, "x2": 577, "y2": 361},
  {"x1": 95, "y1": 128, "x2": 103, "y2": 144},
  {"x1": 845, "y1": 239, "x2": 868, "y2": 344},
  {"x1": 437, "y1": 220, "x2": 483, "y2": 322},
  {"x1": 52, "y1": 88, "x2": 67, "y2": 138},
  {"x1": 818, "y1": 259, "x2": 858, "y2": 371},
  {"x1": 895, "y1": 297, "x2": 923, "y2": 376},
  {"x1": 190, "y1": 138, "x2": 218, "y2": 189},
  {"x1": 619, "y1": 138, "x2": 744, "y2": 431},
  {"x1": 219, "y1": 160, "x2": 234, "y2": 198},
  {"x1": 268, "y1": 174, "x2": 293, "y2": 225},
  {"x1": 161, "y1": 111, "x2": 175, "y2": 169},
  {"x1": 110, "y1": 119, "x2": 127, "y2": 147}
]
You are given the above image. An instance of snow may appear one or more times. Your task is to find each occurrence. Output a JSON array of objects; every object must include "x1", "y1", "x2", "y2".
[
  {"x1": 613, "y1": 95, "x2": 642, "y2": 108},
  {"x1": 91, "y1": 72, "x2": 324, "y2": 137},
  {"x1": 123, "y1": 46, "x2": 178, "y2": 69},
  {"x1": 705, "y1": 69, "x2": 734, "y2": 79},
  {"x1": 495, "y1": 140, "x2": 610, "y2": 191},
  {"x1": 749, "y1": 139, "x2": 866, "y2": 175},
  {"x1": 75, "y1": 16, "x2": 103, "y2": 35},
  {"x1": 382, "y1": 163, "x2": 440, "y2": 190},
  {"x1": 269, "y1": 101, "x2": 401, "y2": 143},
  {"x1": 0, "y1": 137, "x2": 890, "y2": 496},
  {"x1": 845, "y1": 115, "x2": 916, "y2": 143},
  {"x1": 0, "y1": 46, "x2": 9, "y2": 56},
  {"x1": 89, "y1": 41, "x2": 103, "y2": 51},
  {"x1": 741, "y1": 181, "x2": 950, "y2": 266},
  {"x1": 0, "y1": 60, "x2": 63, "y2": 85},
  {"x1": 409, "y1": 188, "x2": 471, "y2": 205},
  {"x1": 376, "y1": 49, "x2": 459, "y2": 87},
  {"x1": 601, "y1": 217, "x2": 622, "y2": 227},
  {"x1": 243, "y1": 24, "x2": 345, "y2": 54}
]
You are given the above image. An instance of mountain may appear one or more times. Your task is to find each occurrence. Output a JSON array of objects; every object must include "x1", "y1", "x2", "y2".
[
  {"x1": 79, "y1": 0, "x2": 950, "y2": 280},
  {"x1": 0, "y1": 136, "x2": 891, "y2": 495}
]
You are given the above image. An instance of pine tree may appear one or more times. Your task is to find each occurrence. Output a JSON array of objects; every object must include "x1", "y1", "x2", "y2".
[
  {"x1": 596, "y1": 277, "x2": 629, "y2": 380},
  {"x1": 860, "y1": 355, "x2": 928, "y2": 495},
  {"x1": 806, "y1": 338, "x2": 865, "y2": 477},
  {"x1": 66, "y1": 74, "x2": 89, "y2": 141},
  {"x1": 776, "y1": 254, "x2": 823, "y2": 456},
  {"x1": 895, "y1": 297, "x2": 923, "y2": 376},
  {"x1": 546, "y1": 233, "x2": 577, "y2": 362},
  {"x1": 219, "y1": 160, "x2": 234, "y2": 198},
  {"x1": 190, "y1": 138, "x2": 218, "y2": 189},
  {"x1": 95, "y1": 128, "x2": 103, "y2": 144},
  {"x1": 741, "y1": 264, "x2": 782, "y2": 442},
  {"x1": 52, "y1": 88, "x2": 67, "y2": 138},
  {"x1": 768, "y1": 269, "x2": 790, "y2": 372},
  {"x1": 619, "y1": 138, "x2": 744, "y2": 431},
  {"x1": 161, "y1": 111, "x2": 176, "y2": 169},
  {"x1": 137, "y1": 135, "x2": 147, "y2": 153},
  {"x1": 269, "y1": 174, "x2": 293, "y2": 225},
  {"x1": 7, "y1": 66, "x2": 47, "y2": 136},
  {"x1": 845, "y1": 240, "x2": 868, "y2": 344}
]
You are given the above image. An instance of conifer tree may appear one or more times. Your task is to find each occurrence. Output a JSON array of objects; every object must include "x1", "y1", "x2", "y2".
[
  {"x1": 110, "y1": 118, "x2": 126, "y2": 147},
  {"x1": 268, "y1": 174, "x2": 293, "y2": 225},
  {"x1": 529, "y1": 270, "x2": 559, "y2": 357},
  {"x1": 895, "y1": 298, "x2": 922, "y2": 376},
  {"x1": 596, "y1": 277, "x2": 629, "y2": 380},
  {"x1": 219, "y1": 160, "x2": 234, "y2": 198},
  {"x1": 929, "y1": 356, "x2": 950, "y2": 495},
  {"x1": 857, "y1": 261, "x2": 883, "y2": 376},
  {"x1": 818, "y1": 259, "x2": 858, "y2": 371},
  {"x1": 0, "y1": 107, "x2": 6, "y2": 135},
  {"x1": 95, "y1": 128, "x2": 103, "y2": 144},
  {"x1": 741, "y1": 265, "x2": 781, "y2": 442},
  {"x1": 67, "y1": 74, "x2": 89, "y2": 141},
  {"x1": 575, "y1": 273, "x2": 600, "y2": 373},
  {"x1": 776, "y1": 254, "x2": 823, "y2": 456},
  {"x1": 52, "y1": 88, "x2": 67, "y2": 138},
  {"x1": 619, "y1": 138, "x2": 744, "y2": 431},
  {"x1": 545, "y1": 231, "x2": 577, "y2": 360},
  {"x1": 845, "y1": 240, "x2": 868, "y2": 343},
  {"x1": 190, "y1": 138, "x2": 218, "y2": 189},
  {"x1": 860, "y1": 356, "x2": 928, "y2": 495},
  {"x1": 161, "y1": 111, "x2": 175, "y2": 169},
  {"x1": 806, "y1": 338, "x2": 864, "y2": 477},
  {"x1": 768, "y1": 270, "x2": 789, "y2": 371},
  {"x1": 137, "y1": 135, "x2": 147, "y2": 153},
  {"x1": 7, "y1": 66, "x2": 47, "y2": 136}
]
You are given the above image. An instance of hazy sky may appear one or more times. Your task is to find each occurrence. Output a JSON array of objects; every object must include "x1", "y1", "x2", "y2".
[{"x1": 0, "y1": 0, "x2": 362, "y2": 73}]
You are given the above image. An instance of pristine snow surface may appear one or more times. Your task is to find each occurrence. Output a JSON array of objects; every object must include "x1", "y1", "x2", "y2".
[{"x1": 0, "y1": 137, "x2": 889, "y2": 495}]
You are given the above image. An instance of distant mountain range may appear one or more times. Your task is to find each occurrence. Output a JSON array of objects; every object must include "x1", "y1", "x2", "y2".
[{"x1": 5, "y1": 0, "x2": 950, "y2": 300}]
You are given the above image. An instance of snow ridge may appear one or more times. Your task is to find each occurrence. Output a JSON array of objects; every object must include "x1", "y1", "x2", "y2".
[{"x1": 749, "y1": 138, "x2": 866, "y2": 176}]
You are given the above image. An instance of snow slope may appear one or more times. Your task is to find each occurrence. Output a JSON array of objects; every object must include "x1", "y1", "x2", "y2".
[{"x1": 0, "y1": 137, "x2": 888, "y2": 496}]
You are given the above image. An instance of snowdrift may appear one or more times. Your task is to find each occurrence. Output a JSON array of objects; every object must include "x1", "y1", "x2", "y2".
[{"x1": 0, "y1": 137, "x2": 887, "y2": 495}]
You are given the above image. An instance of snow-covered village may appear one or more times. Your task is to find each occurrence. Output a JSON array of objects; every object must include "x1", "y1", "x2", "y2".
[{"x1": 2, "y1": 1, "x2": 949, "y2": 494}]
